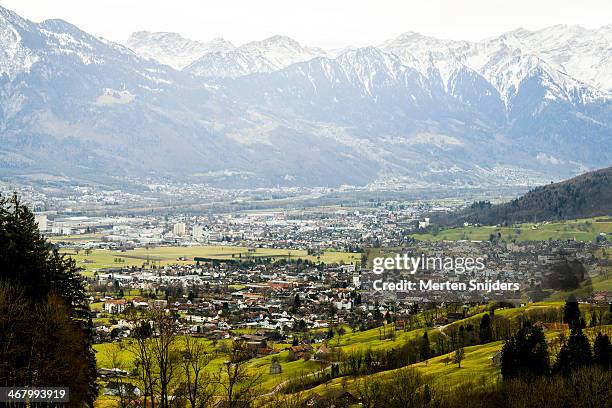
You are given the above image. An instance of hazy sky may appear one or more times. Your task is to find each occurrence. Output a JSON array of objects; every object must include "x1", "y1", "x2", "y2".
[{"x1": 2, "y1": 0, "x2": 612, "y2": 48}]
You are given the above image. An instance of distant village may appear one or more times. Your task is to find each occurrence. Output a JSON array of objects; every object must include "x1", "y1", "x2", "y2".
[
  {"x1": 87, "y1": 238, "x2": 609, "y2": 347},
  {"x1": 33, "y1": 200, "x2": 450, "y2": 251}
]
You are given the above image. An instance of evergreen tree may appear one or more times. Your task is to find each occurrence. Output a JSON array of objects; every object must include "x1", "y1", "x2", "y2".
[
  {"x1": 372, "y1": 301, "x2": 382, "y2": 321},
  {"x1": 555, "y1": 326, "x2": 592, "y2": 376},
  {"x1": 419, "y1": 332, "x2": 431, "y2": 360},
  {"x1": 593, "y1": 332, "x2": 611, "y2": 371},
  {"x1": 134, "y1": 320, "x2": 153, "y2": 338},
  {"x1": 501, "y1": 324, "x2": 549, "y2": 380},
  {"x1": 563, "y1": 294, "x2": 581, "y2": 329},
  {"x1": 479, "y1": 313, "x2": 493, "y2": 343},
  {"x1": 0, "y1": 194, "x2": 97, "y2": 405}
]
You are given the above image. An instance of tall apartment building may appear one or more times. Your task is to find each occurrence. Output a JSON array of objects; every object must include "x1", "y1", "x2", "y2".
[{"x1": 172, "y1": 222, "x2": 186, "y2": 236}]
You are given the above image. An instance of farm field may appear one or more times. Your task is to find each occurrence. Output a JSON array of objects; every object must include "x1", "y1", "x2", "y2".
[
  {"x1": 49, "y1": 233, "x2": 107, "y2": 243},
  {"x1": 62, "y1": 245, "x2": 361, "y2": 276},
  {"x1": 410, "y1": 217, "x2": 612, "y2": 242}
]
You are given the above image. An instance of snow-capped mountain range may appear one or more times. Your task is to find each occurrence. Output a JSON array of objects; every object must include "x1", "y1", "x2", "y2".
[
  {"x1": 126, "y1": 31, "x2": 235, "y2": 70},
  {"x1": 1, "y1": 4, "x2": 611, "y2": 188},
  {"x1": 128, "y1": 25, "x2": 612, "y2": 100},
  {"x1": 128, "y1": 31, "x2": 329, "y2": 76}
]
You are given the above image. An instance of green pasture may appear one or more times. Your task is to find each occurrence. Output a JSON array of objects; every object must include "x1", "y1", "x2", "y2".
[
  {"x1": 411, "y1": 217, "x2": 612, "y2": 242},
  {"x1": 60, "y1": 245, "x2": 360, "y2": 275}
]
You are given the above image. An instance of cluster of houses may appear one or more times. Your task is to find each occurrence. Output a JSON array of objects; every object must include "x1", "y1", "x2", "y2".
[{"x1": 89, "y1": 238, "x2": 609, "y2": 344}]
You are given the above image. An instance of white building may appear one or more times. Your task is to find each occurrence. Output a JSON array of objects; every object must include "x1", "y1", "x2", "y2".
[
  {"x1": 192, "y1": 224, "x2": 205, "y2": 239},
  {"x1": 104, "y1": 299, "x2": 127, "y2": 314},
  {"x1": 352, "y1": 272, "x2": 361, "y2": 288},
  {"x1": 34, "y1": 214, "x2": 48, "y2": 231},
  {"x1": 173, "y1": 222, "x2": 186, "y2": 236},
  {"x1": 418, "y1": 217, "x2": 430, "y2": 229},
  {"x1": 340, "y1": 264, "x2": 356, "y2": 273},
  {"x1": 51, "y1": 224, "x2": 72, "y2": 235},
  {"x1": 334, "y1": 300, "x2": 352, "y2": 310}
]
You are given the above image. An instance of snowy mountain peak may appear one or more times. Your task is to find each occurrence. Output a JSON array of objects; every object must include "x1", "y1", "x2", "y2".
[
  {"x1": 126, "y1": 31, "x2": 235, "y2": 69},
  {"x1": 184, "y1": 35, "x2": 328, "y2": 78},
  {"x1": 185, "y1": 48, "x2": 275, "y2": 78},
  {"x1": 0, "y1": 4, "x2": 25, "y2": 24},
  {"x1": 208, "y1": 37, "x2": 235, "y2": 48},
  {"x1": 39, "y1": 18, "x2": 79, "y2": 31},
  {"x1": 249, "y1": 35, "x2": 302, "y2": 47},
  {"x1": 333, "y1": 47, "x2": 414, "y2": 96},
  {"x1": 240, "y1": 35, "x2": 328, "y2": 69},
  {"x1": 481, "y1": 25, "x2": 612, "y2": 91},
  {"x1": 0, "y1": 6, "x2": 39, "y2": 78},
  {"x1": 337, "y1": 46, "x2": 408, "y2": 73},
  {"x1": 385, "y1": 31, "x2": 457, "y2": 50}
]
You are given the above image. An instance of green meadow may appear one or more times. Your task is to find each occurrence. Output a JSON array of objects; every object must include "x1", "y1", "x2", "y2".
[
  {"x1": 60, "y1": 245, "x2": 360, "y2": 276},
  {"x1": 292, "y1": 324, "x2": 612, "y2": 399},
  {"x1": 411, "y1": 217, "x2": 612, "y2": 242}
]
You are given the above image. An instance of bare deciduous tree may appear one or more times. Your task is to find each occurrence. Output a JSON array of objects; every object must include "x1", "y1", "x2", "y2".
[
  {"x1": 127, "y1": 310, "x2": 157, "y2": 408},
  {"x1": 215, "y1": 342, "x2": 262, "y2": 408},
  {"x1": 104, "y1": 342, "x2": 136, "y2": 408},
  {"x1": 180, "y1": 335, "x2": 216, "y2": 408},
  {"x1": 454, "y1": 347, "x2": 465, "y2": 368},
  {"x1": 149, "y1": 307, "x2": 180, "y2": 408}
]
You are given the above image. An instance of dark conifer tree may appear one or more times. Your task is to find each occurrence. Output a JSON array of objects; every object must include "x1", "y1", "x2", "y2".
[
  {"x1": 419, "y1": 332, "x2": 431, "y2": 360},
  {"x1": 479, "y1": 313, "x2": 493, "y2": 343},
  {"x1": 555, "y1": 326, "x2": 592, "y2": 376},
  {"x1": 293, "y1": 294, "x2": 301, "y2": 309},
  {"x1": 563, "y1": 294, "x2": 581, "y2": 329},
  {"x1": 501, "y1": 323, "x2": 549, "y2": 380},
  {"x1": 593, "y1": 332, "x2": 611, "y2": 371},
  {"x1": 0, "y1": 194, "x2": 97, "y2": 406}
]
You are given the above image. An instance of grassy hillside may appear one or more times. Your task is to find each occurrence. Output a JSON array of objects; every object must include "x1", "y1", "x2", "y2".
[
  {"x1": 411, "y1": 217, "x2": 612, "y2": 242},
  {"x1": 294, "y1": 325, "x2": 612, "y2": 399}
]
